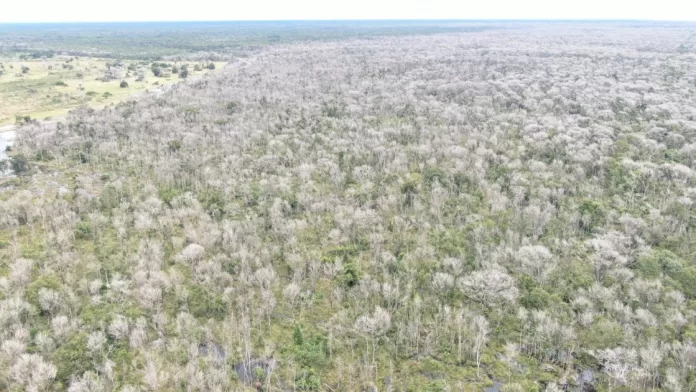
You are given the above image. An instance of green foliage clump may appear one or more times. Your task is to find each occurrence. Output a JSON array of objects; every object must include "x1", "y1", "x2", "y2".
[
  {"x1": 226, "y1": 101, "x2": 240, "y2": 114},
  {"x1": 401, "y1": 180, "x2": 419, "y2": 207},
  {"x1": 26, "y1": 276, "x2": 62, "y2": 307},
  {"x1": 580, "y1": 319, "x2": 624, "y2": 349},
  {"x1": 75, "y1": 221, "x2": 93, "y2": 240},
  {"x1": 676, "y1": 266, "x2": 696, "y2": 299},
  {"x1": 339, "y1": 262, "x2": 362, "y2": 288},
  {"x1": 10, "y1": 154, "x2": 30, "y2": 175},
  {"x1": 34, "y1": 149, "x2": 53, "y2": 161},
  {"x1": 423, "y1": 166, "x2": 448, "y2": 187},
  {"x1": 99, "y1": 185, "x2": 123, "y2": 212},
  {"x1": 295, "y1": 368, "x2": 322, "y2": 391},
  {"x1": 168, "y1": 139, "x2": 182, "y2": 152},
  {"x1": 635, "y1": 248, "x2": 684, "y2": 279},
  {"x1": 288, "y1": 325, "x2": 329, "y2": 391},
  {"x1": 52, "y1": 334, "x2": 93, "y2": 385},
  {"x1": 159, "y1": 186, "x2": 188, "y2": 207},
  {"x1": 578, "y1": 199, "x2": 605, "y2": 233},
  {"x1": 198, "y1": 188, "x2": 226, "y2": 219},
  {"x1": 521, "y1": 287, "x2": 551, "y2": 310},
  {"x1": 185, "y1": 285, "x2": 227, "y2": 320}
]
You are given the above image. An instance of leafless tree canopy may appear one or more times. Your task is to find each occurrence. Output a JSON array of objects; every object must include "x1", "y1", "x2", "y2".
[{"x1": 2, "y1": 22, "x2": 696, "y2": 391}]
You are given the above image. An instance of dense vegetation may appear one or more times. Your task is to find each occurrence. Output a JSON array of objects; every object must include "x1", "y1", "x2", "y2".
[
  {"x1": 1, "y1": 22, "x2": 696, "y2": 391},
  {"x1": 0, "y1": 21, "x2": 496, "y2": 60}
]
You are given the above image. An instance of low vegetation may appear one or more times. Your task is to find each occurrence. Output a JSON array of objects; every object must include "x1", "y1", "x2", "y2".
[{"x1": 0, "y1": 57, "x2": 225, "y2": 125}]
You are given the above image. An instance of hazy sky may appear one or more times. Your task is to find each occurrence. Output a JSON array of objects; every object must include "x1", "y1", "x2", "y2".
[{"x1": 1, "y1": 0, "x2": 695, "y2": 23}]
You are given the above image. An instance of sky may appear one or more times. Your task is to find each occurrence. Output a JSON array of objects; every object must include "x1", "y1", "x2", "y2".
[{"x1": 1, "y1": 0, "x2": 695, "y2": 23}]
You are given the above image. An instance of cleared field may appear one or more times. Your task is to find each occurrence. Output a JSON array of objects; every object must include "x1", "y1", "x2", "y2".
[{"x1": 0, "y1": 56, "x2": 226, "y2": 125}]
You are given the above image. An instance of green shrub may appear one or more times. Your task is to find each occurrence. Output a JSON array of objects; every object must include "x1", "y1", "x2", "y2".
[
  {"x1": 75, "y1": 221, "x2": 93, "y2": 240},
  {"x1": 339, "y1": 262, "x2": 362, "y2": 288},
  {"x1": 578, "y1": 199, "x2": 606, "y2": 233},
  {"x1": 295, "y1": 369, "x2": 321, "y2": 391},
  {"x1": 636, "y1": 249, "x2": 684, "y2": 280},
  {"x1": 581, "y1": 319, "x2": 624, "y2": 349},
  {"x1": 635, "y1": 257, "x2": 661, "y2": 279},
  {"x1": 94, "y1": 186, "x2": 122, "y2": 213},
  {"x1": 293, "y1": 324, "x2": 305, "y2": 346},
  {"x1": 226, "y1": 101, "x2": 239, "y2": 114},
  {"x1": 199, "y1": 188, "x2": 225, "y2": 219},
  {"x1": 53, "y1": 334, "x2": 93, "y2": 384},
  {"x1": 401, "y1": 181, "x2": 418, "y2": 207},
  {"x1": 676, "y1": 266, "x2": 696, "y2": 299},
  {"x1": 26, "y1": 276, "x2": 62, "y2": 307},
  {"x1": 168, "y1": 140, "x2": 182, "y2": 152},
  {"x1": 424, "y1": 381, "x2": 447, "y2": 392},
  {"x1": 185, "y1": 285, "x2": 227, "y2": 320},
  {"x1": 11, "y1": 154, "x2": 30, "y2": 175},
  {"x1": 254, "y1": 366, "x2": 266, "y2": 381},
  {"x1": 159, "y1": 186, "x2": 188, "y2": 207},
  {"x1": 34, "y1": 149, "x2": 53, "y2": 161},
  {"x1": 521, "y1": 287, "x2": 551, "y2": 310},
  {"x1": 423, "y1": 167, "x2": 448, "y2": 187}
]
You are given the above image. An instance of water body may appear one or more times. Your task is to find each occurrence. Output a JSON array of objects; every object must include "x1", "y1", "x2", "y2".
[{"x1": 0, "y1": 127, "x2": 16, "y2": 161}]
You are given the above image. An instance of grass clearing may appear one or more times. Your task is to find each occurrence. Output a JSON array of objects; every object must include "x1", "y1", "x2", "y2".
[{"x1": 0, "y1": 56, "x2": 225, "y2": 125}]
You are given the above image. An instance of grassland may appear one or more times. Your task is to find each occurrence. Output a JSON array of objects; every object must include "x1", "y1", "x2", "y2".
[{"x1": 0, "y1": 56, "x2": 226, "y2": 125}]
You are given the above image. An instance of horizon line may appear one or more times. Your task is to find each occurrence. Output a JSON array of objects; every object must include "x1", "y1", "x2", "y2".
[{"x1": 2, "y1": 18, "x2": 696, "y2": 25}]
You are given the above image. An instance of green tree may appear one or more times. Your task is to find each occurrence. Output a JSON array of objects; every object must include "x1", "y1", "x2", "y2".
[
  {"x1": 52, "y1": 334, "x2": 93, "y2": 385},
  {"x1": 294, "y1": 324, "x2": 305, "y2": 346},
  {"x1": 11, "y1": 154, "x2": 29, "y2": 175}
]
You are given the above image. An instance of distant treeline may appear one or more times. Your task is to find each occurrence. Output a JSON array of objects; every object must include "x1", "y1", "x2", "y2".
[{"x1": 0, "y1": 20, "x2": 498, "y2": 60}]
